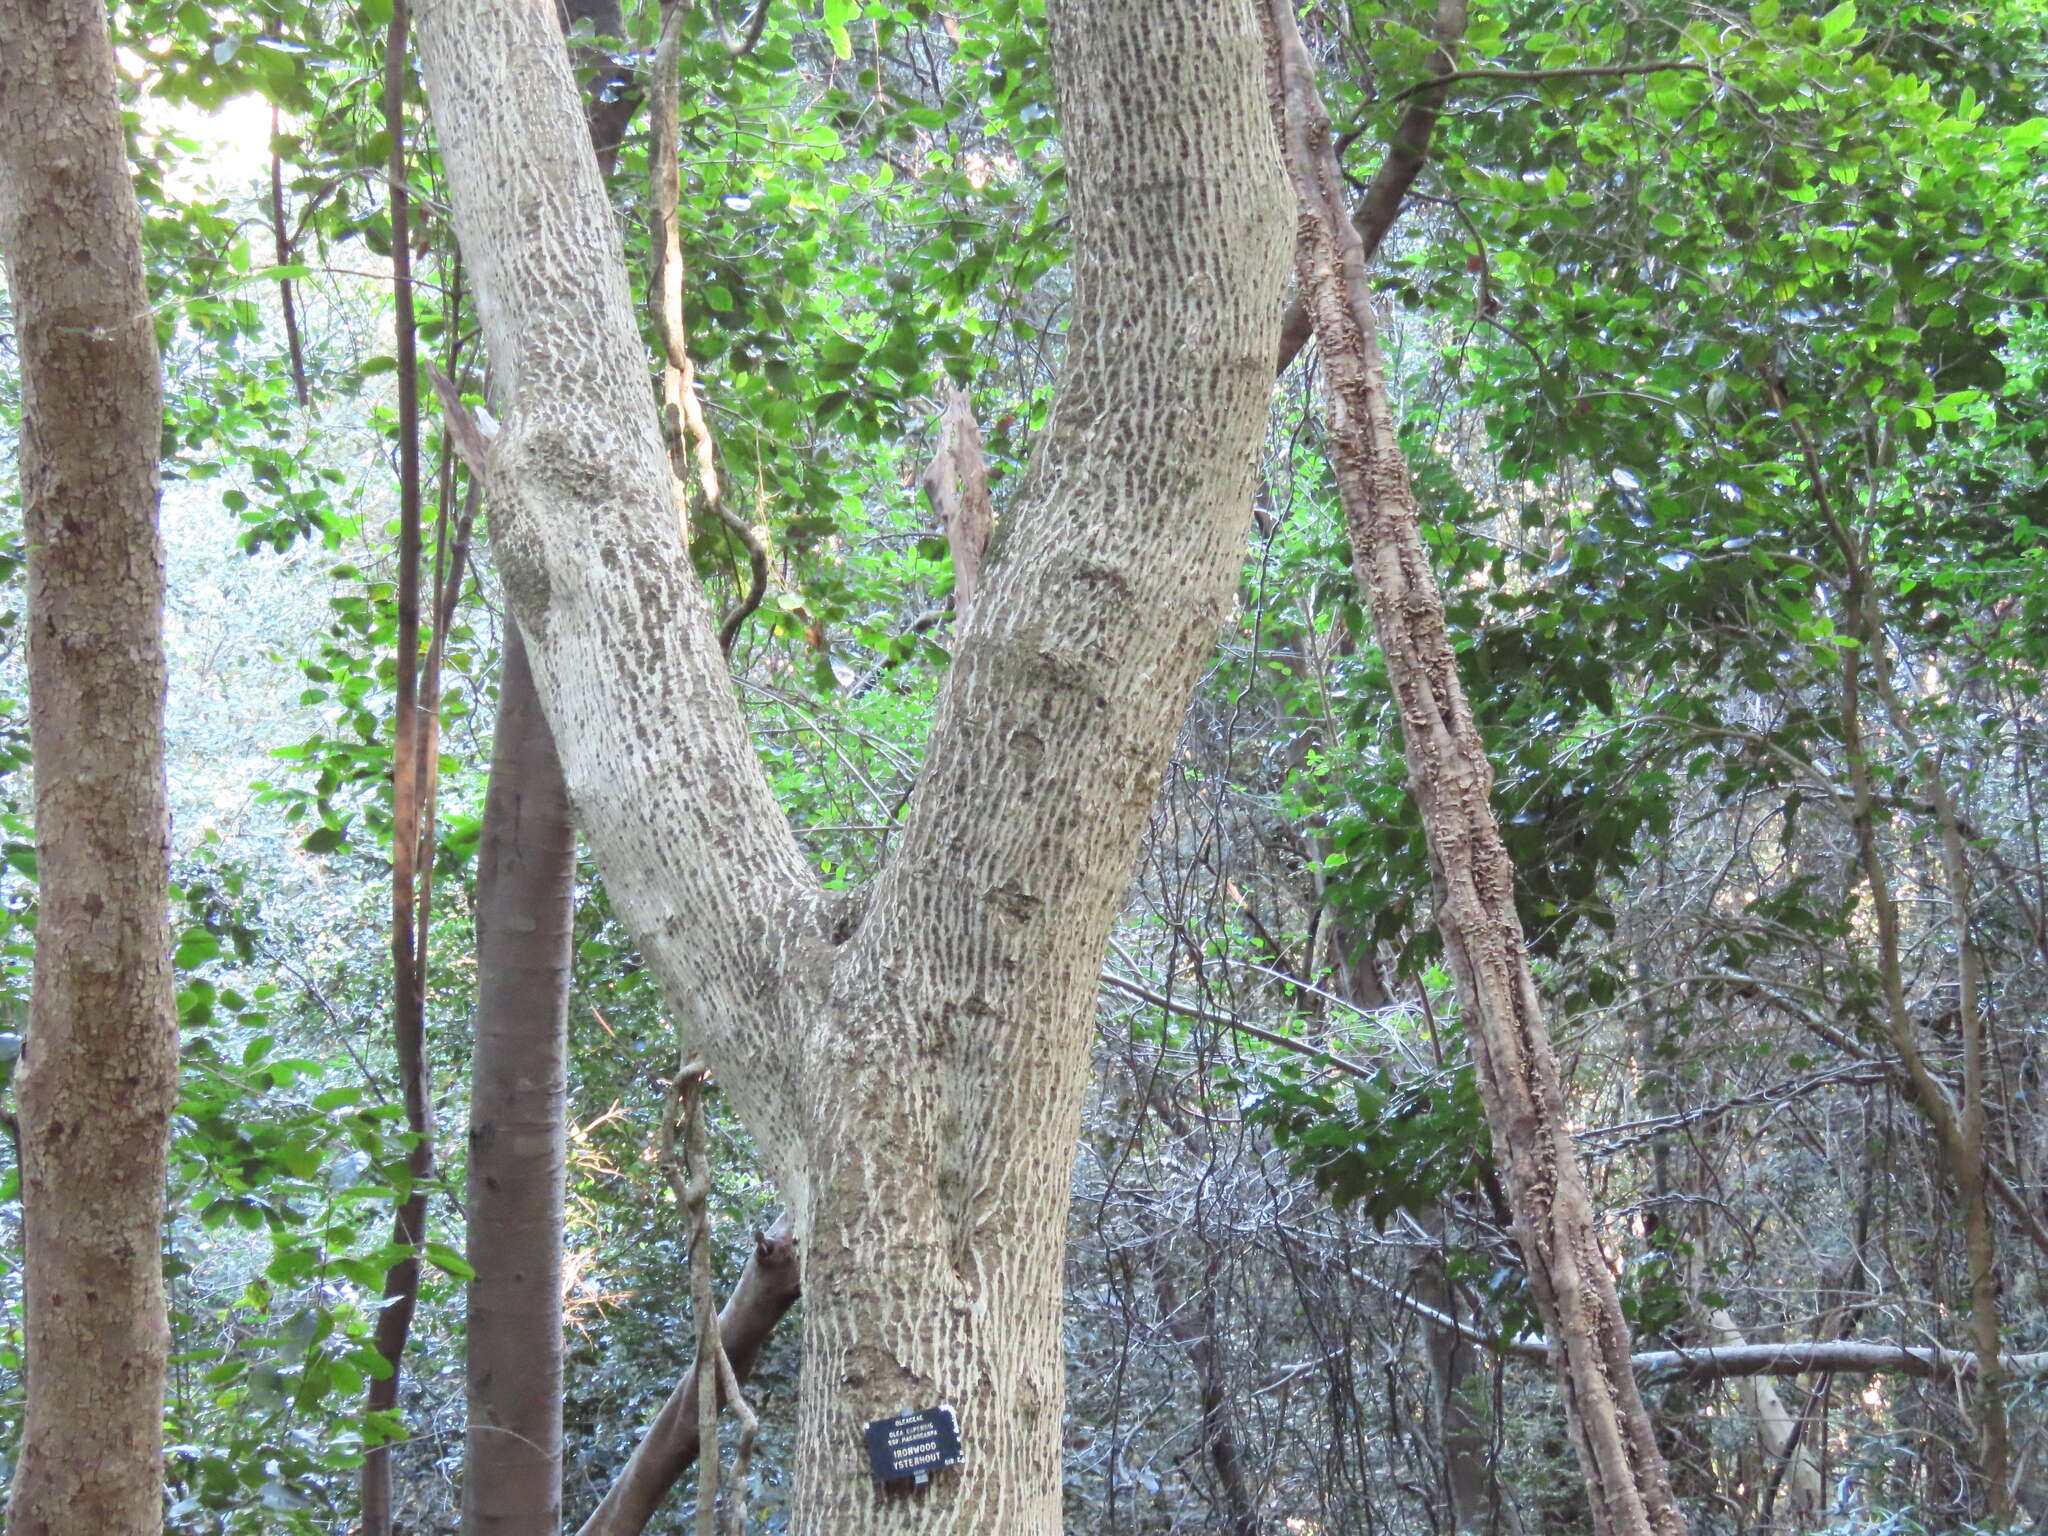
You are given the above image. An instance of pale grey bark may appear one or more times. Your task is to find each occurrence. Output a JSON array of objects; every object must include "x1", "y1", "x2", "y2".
[
  {"x1": 0, "y1": 1, "x2": 177, "y2": 1530},
  {"x1": 413, "y1": 0, "x2": 1288, "y2": 1529}
]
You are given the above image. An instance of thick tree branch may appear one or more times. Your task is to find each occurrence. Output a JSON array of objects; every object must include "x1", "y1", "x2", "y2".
[
  {"x1": 416, "y1": 0, "x2": 826, "y2": 1175},
  {"x1": 577, "y1": 1220, "x2": 799, "y2": 1536},
  {"x1": 1368, "y1": 1277, "x2": 2048, "y2": 1383}
]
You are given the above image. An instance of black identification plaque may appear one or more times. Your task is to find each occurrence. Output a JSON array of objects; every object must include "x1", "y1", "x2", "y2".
[{"x1": 864, "y1": 1405, "x2": 963, "y2": 1485}]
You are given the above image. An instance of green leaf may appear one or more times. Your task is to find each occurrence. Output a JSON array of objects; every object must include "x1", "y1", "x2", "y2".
[
  {"x1": 423, "y1": 1241, "x2": 476, "y2": 1281},
  {"x1": 2007, "y1": 118, "x2": 2048, "y2": 152}
]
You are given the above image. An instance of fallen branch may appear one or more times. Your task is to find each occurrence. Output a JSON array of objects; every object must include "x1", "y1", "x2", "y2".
[{"x1": 1361, "y1": 1276, "x2": 2048, "y2": 1383}]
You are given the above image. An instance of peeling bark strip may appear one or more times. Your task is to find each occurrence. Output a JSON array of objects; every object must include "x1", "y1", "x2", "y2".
[
  {"x1": 414, "y1": 0, "x2": 1288, "y2": 1526},
  {"x1": 0, "y1": 1, "x2": 178, "y2": 1531},
  {"x1": 1259, "y1": 9, "x2": 1686, "y2": 1536},
  {"x1": 919, "y1": 386, "x2": 995, "y2": 618}
]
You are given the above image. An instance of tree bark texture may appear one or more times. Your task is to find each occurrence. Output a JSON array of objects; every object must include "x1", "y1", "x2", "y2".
[
  {"x1": 462, "y1": 623, "x2": 579, "y2": 1535},
  {"x1": 461, "y1": 2, "x2": 635, "y2": 1523},
  {"x1": 413, "y1": 0, "x2": 1289, "y2": 1526},
  {"x1": 576, "y1": 1221, "x2": 802, "y2": 1536},
  {"x1": 1273, "y1": 0, "x2": 1468, "y2": 375},
  {"x1": 1260, "y1": 9, "x2": 1686, "y2": 1536},
  {"x1": 0, "y1": 2, "x2": 178, "y2": 1531}
]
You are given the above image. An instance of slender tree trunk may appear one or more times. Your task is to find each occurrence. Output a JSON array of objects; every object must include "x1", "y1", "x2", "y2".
[
  {"x1": 1150, "y1": 1247, "x2": 1260, "y2": 1536},
  {"x1": 1260, "y1": 9, "x2": 1686, "y2": 1536},
  {"x1": 361, "y1": 6, "x2": 434, "y2": 1528},
  {"x1": 1413, "y1": 1223, "x2": 1494, "y2": 1535},
  {"x1": 460, "y1": 2, "x2": 633, "y2": 1525},
  {"x1": 462, "y1": 624, "x2": 578, "y2": 1533},
  {"x1": 0, "y1": 3, "x2": 178, "y2": 1531},
  {"x1": 415, "y1": 0, "x2": 1289, "y2": 1526}
]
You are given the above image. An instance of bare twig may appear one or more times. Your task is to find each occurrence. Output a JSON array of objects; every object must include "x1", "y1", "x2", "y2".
[{"x1": 1382, "y1": 58, "x2": 1708, "y2": 108}]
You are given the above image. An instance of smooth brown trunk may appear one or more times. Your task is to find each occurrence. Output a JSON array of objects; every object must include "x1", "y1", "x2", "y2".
[
  {"x1": 461, "y1": 624, "x2": 578, "y2": 1533},
  {"x1": 0, "y1": 2, "x2": 177, "y2": 1530},
  {"x1": 1261, "y1": 9, "x2": 1685, "y2": 1536}
]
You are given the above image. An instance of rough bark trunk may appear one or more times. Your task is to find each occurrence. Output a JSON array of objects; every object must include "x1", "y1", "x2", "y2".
[
  {"x1": 460, "y1": 1, "x2": 632, "y2": 1524},
  {"x1": 1273, "y1": 0, "x2": 1468, "y2": 374},
  {"x1": 576, "y1": 1221, "x2": 802, "y2": 1536},
  {"x1": 414, "y1": 0, "x2": 1288, "y2": 1526},
  {"x1": 0, "y1": 3, "x2": 178, "y2": 1531},
  {"x1": 462, "y1": 623, "x2": 579, "y2": 1534},
  {"x1": 1259, "y1": 9, "x2": 1686, "y2": 1536}
]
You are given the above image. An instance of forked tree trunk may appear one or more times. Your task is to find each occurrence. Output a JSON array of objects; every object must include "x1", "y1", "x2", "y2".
[
  {"x1": 413, "y1": 0, "x2": 1289, "y2": 1526},
  {"x1": 0, "y1": 3, "x2": 178, "y2": 1531},
  {"x1": 1260, "y1": 9, "x2": 1687, "y2": 1536}
]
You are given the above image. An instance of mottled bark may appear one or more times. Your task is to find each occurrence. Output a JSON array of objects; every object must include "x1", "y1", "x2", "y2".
[
  {"x1": 414, "y1": 0, "x2": 1288, "y2": 1526},
  {"x1": 460, "y1": 2, "x2": 635, "y2": 1522},
  {"x1": 0, "y1": 2, "x2": 177, "y2": 1531},
  {"x1": 1260, "y1": 9, "x2": 1685, "y2": 1536}
]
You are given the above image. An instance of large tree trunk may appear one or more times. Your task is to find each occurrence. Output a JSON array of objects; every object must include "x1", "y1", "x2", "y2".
[
  {"x1": 0, "y1": 3, "x2": 178, "y2": 1531},
  {"x1": 1259, "y1": 9, "x2": 1686, "y2": 1536},
  {"x1": 461, "y1": 0, "x2": 633, "y2": 1523},
  {"x1": 413, "y1": 0, "x2": 1289, "y2": 1526},
  {"x1": 462, "y1": 624, "x2": 578, "y2": 1534}
]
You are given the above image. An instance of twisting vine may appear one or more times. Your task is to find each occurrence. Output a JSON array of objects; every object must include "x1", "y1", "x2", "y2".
[
  {"x1": 659, "y1": 1061, "x2": 758, "y2": 1536},
  {"x1": 652, "y1": 0, "x2": 769, "y2": 656}
]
